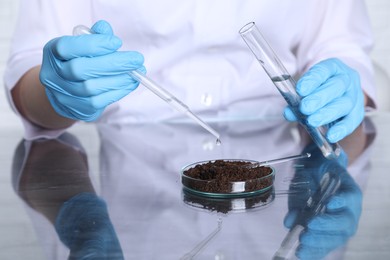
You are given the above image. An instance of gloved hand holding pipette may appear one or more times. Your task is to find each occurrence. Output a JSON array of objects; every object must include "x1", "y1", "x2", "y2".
[
  {"x1": 284, "y1": 58, "x2": 365, "y2": 143},
  {"x1": 70, "y1": 21, "x2": 221, "y2": 141},
  {"x1": 40, "y1": 20, "x2": 145, "y2": 121}
]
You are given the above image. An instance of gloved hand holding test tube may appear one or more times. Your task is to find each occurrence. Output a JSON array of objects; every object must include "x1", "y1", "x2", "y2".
[
  {"x1": 239, "y1": 22, "x2": 341, "y2": 159},
  {"x1": 73, "y1": 25, "x2": 221, "y2": 144}
]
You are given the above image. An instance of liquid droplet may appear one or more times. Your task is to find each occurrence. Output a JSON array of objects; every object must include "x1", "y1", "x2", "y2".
[{"x1": 216, "y1": 138, "x2": 222, "y2": 146}]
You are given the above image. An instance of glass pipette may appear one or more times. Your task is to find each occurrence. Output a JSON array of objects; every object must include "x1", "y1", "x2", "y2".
[
  {"x1": 239, "y1": 22, "x2": 341, "y2": 159},
  {"x1": 248, "y1": 152, "x2": 311, "y2": 168},
  {"x1": 180, "y1": 217, "x2": 222, "y2": 260},
  {"x1": 73, "y1": 25, "x2": 221, "y2": 143}
]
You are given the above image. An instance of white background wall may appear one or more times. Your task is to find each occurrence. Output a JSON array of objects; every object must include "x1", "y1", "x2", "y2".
[
  {"x1": 0, "y1": 0, "x2": 19, "y2": 128},
  {"x1": 369, "y1": 0, "x2": 390, "y2": 72},
  {"x1": 368, "y1": 0, "x2": 390, "y2": 111}
]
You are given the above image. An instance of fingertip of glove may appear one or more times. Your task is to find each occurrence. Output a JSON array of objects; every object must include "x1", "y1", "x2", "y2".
[
  {"x1": 307, "y1": 216, "x2": 325, "y2": 229},
  {"x1": 326, "y1": 126, "x2": 347, "y2": 143},
  {"x1": 283, "y1": 107, "x2": 297, "y2": 122},
  {"x1": 91, "y1": 20, "x2": 114, "y2": 35},
  {"x1": 109, "y1": 36, "x2": 123, "y2": 49},
  {"x1": 297, "y1": 69, "x2": 324, "y2": 96},
  {"x1": 295, "y1": 80, "x2": 306, "y2": 96},
  {"x1": 136, "y1": 65, "x2": 147, "y2": 75},
  {"x1": 121, "y1": 51, "x2": 144, "y2": 66},
  {"x1": 90, "y1": 21, "x2": 123, "y2": 50},
  {"x1": 283, "y1": 210, "x2": 298, "y2": 228},
  {"x1": 91, "y1": 34, "x2": 123, "y2": 51},
  {"x1": 132, "y1": 51, "x2": 145, "y2": 64},
  {"x1": 296, "y1": 77, "x2": 314, "y2": 96},
  {"x1": 327, "y1": 196, "x2": 346, "y2": 211}
]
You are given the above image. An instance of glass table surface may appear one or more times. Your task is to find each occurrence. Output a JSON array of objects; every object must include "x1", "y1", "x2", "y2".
[{"x1": 0, "y1": 113, "x2": 389, "y2": 260}]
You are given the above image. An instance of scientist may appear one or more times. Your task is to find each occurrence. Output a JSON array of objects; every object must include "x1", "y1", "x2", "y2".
[{"x1": 4, "y1": 0, "x2": 376, "y2": 140}]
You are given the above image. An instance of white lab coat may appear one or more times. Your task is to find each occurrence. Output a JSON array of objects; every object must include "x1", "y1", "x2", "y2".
[{"x1": 4, "y1": 0, "x2": 375, "y2": 140}]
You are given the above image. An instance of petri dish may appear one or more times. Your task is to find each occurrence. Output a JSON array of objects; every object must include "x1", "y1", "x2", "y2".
[{"x1": 181, "y1": 159, "x2": 275, "y2": 198}]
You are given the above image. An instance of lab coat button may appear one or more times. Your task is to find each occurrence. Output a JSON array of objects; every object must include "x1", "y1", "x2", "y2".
[
  {"x1": 201, "y1": 93, "x2": 213, "y2": 106},
  {"x1": 207, "y1": 46, "x2": 218, "y2": 52}
]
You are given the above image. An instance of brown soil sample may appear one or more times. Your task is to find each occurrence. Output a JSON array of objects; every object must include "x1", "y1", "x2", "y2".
[{"x1": 182, "y1": 160, "x2": 274, "y2": 195}]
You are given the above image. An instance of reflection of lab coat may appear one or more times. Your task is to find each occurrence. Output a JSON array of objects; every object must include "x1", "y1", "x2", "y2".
[
  {"x1": 97, "y1": 119, "x2": 300, "y2": 259},
  {"x1": 4, "y1": 0, "x2": 375, "y2": 140},
  {"x1": 15, "y1": 119, "x2": 373, "y2": 259}
]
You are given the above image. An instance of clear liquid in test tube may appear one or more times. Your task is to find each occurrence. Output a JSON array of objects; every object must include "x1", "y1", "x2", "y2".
[{"x1": 239, "y1": 22, "x2": 341, "y2": 159}]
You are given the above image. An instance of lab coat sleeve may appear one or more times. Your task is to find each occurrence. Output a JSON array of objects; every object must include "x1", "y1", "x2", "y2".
[
  {"x1": 3, "y1": 0, "x2": 93, "y2": 140},
  {"x1": 295, "y1": 0, "x2": 376, "y2": 109}
]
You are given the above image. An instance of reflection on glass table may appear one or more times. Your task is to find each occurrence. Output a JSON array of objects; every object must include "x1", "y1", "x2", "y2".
[
  {"x1": 11, "y1": 118, "x2": 374, "y2": 259},
  {"x1": 12, "y1": 134, "x2": 124, "y2": 259},
  {"x1": 274, "y1": 144, "x2": 363, "y2": 260},
  {"x1": 182, "y1": 186, "x2": 275, "y2": 214}
]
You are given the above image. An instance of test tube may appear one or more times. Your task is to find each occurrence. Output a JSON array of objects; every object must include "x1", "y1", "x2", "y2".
[
  {"x1": 239, "y1": 22, "x2": 341, "y2": 159},
  {"x1": 73, "y1": 25, "x2": 221, "y2": 143}
]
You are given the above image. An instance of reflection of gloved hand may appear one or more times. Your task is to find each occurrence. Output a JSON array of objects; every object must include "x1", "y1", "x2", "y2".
[
  {"x1": 283, "y1": 144, "x2": 362, "y2": 260},
  {"x1": 284, "y1": 58, "x2": 364, "y2": 143},
  {"x1": 55, "y1": 193, "x2": 124, "y2": 259},
  {"x1": 40, "y1": 20, "x2": 145, "y2": 121}
]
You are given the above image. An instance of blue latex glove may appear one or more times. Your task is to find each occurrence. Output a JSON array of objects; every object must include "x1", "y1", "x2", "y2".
[
  {"x1": 284, "y1": 58, "x2": 365, "y2": 143},
  {"x1": 283, "y1": 144, "x2": 362, "y2": 260},
  {"x1": 40, "y1": 20, "x2": 145, "y2": 121},
  {"x1": 55, "y1": 192, "x2": 124, "y2": 260}
]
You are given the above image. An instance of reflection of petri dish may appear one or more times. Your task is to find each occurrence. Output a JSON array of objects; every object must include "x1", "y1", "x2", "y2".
[
  {"x1": 182, "y1": 187, "x2": 275, "y2": 214},
  {"x1": 181, "y1": 159, "x2": 275, "y2": 198}
]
